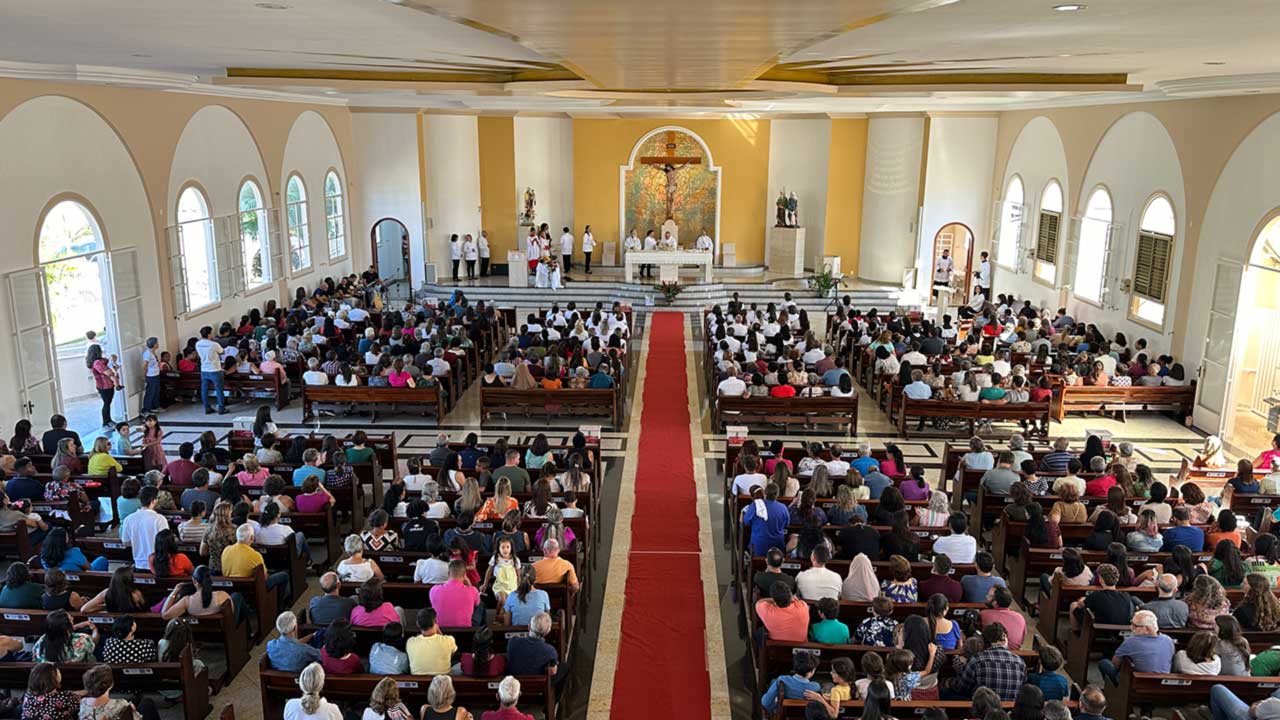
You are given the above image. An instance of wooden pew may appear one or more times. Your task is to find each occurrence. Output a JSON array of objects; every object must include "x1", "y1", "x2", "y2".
[
  {"x1": 297, "y1": 608, "x2": 568, "y2": 662},
  {"x1": 0, "y1": 523, "x2": 34, "y2": 563},
  {"x1": 161, "y1": 370, "x2": 290, "y2": 410},
  {"x1": 1052, "y1": 382, "x2": 1196, "y2": 423},
  {"x1": 301, "y1": 383, "x2": 446, "y2": 423},
  {"x1": 258, "y1": 656, "x2": 557, "y2": 719},
  {"x1": 775, "y1": 700, "x2": 1077, "y2": 720},
  {"x1": 1108, "y1": 656, "x2": 1280, "y2": 720},
  {"x1": 713, "y1": 395, "x2": 858, "y2": 434},
  {"x1": 1007, "y1": 539, "x2": 1213, "y2": 608},
  {"x1": 480, "y1": 387, "x2": 621, "y2": 427},
  {"x1": 0, "y1": 602, "x2": 248, "y2": 681},
  {"x1": 897, "y1": 398, "x2": 1050, "y2": 440},
  {"x1": 0, "y1": 645, "x2": 208, "y2": 720}
]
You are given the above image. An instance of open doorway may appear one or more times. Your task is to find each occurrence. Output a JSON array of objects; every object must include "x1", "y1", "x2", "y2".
[
  {"x1": 37, "y1": 200, "x2": 124, "y2": 434},
  {"x1": 371, "y1": 218, "x2": 412, "y2": 303},
  {"x1": 931, "y1": 222, "x2": 974, "y2": 305},
  {"x1": 1223, "y1": 216, "x2": 1280, "y2": 459}
]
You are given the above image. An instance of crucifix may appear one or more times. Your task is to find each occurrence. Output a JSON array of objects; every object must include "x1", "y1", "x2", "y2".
[{"x1": 639, "y1": 130, "x2": 702, "y2": 220}]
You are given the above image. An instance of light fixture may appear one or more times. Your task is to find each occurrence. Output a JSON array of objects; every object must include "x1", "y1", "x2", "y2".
[
  {"x1": 1204, "y1": 61, "x2": 1227, "y2": 66},
  {"x1": 324, "y1": 90, "x2": 339, "y2": 95},
  {"x1": 254, "y1": 2, "x2": 291, "y2": 9},
  {"x1": 1053, "y1": 3, "x2": 1086, "y2": 11},
  {"x1": 1058, "y1": 53, "x2": 1072, "y2": 58},
  {"x1": 131, "y1": 53, "x2": 152, "y2": 58}
]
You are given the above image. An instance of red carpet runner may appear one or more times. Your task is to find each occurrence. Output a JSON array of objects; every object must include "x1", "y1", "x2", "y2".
[{"x1": 609, "y1": 311, "x2": 711, "y2": 718}]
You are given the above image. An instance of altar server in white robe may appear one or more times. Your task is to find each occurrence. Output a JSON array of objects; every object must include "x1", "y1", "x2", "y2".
[
  {"x1": 478, "y1": 230, "x2": 491, "y2": 276},
  {"x1": 526, "y1": 227, "x2": 542, "y2": 275},
  {"x1": 695, "y1": 229, "x2": 714, "y2": 252},
  {"x1": 560, "y1": 226, "x2": 575, "y2": 272},
  {"x1": 641, "y1": 230, "x2": 658, "y2": 279},
  {"x1": 660, "y1": 231, "x2": 678, "y2": 251},
  {"x1": 462, "y1": 234, "x2": 478, "y2": 279},
  {"x1": 581, "y1": 225, "x2": 595, "y2": 275},
  {"x1": 449, "y1": 233, "x2": 461, "y2": 281},
  {"x1": 535, "y1": 247, "x2": 562, "y2": 290},
  {"x1": 624, "y1": 229, "x2": 642, "y2": 279}
]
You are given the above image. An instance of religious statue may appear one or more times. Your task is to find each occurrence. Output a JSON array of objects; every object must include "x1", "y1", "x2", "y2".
[
  {"x1": 519, "y1": 187, "x2": 536, "y2": 225},
  {"x1": 656, "y1": 162, "x2": 690, "y2": 221},
  {"x1": 787, "y1": 192, "x2": 799, "y2": 227},
  {"x1": 639, "y1": 133, "x2": 702, "y2": 222},
  {"x1": 775, "y1": 191, "x2": 788, "y2": 227}
]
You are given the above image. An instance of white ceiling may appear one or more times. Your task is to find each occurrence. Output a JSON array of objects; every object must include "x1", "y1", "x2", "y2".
[{"x1": 1, "y1": 0, "x2": 1279, "y2": 114}]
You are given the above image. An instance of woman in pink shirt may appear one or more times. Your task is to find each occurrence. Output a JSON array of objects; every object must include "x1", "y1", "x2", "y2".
[
  {"x1": 350, "y1": 578, "x2": 401, "y2": 627},
  {"x1": 385, "y1": 359, "x2": 411, "y2": 388},
  {"x1": 1255, "y1": 434, "x2": 1280, "y2": 475},
  {"x1": 295, "y1": 475, "x2": 334, "y2": 514},
  {"x1": 761, "y1": 440, "x2": 793, "y2": 476},
  {"x1": 234, "y1": 455, "x2": 270, "y2": 487},
  {"x1": 88, "y1": 345, "x2": 119, "y2": 427},
  {"x1": 899, "y1": 466, "x2": 932, "y2": 501}
]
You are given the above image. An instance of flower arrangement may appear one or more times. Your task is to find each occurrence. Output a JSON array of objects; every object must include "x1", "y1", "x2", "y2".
[
  {"x1": 806, "y1": 267, "x2": 843, "y2": 297},
  {"x1": 655, "y1": 281, "x2": 683, "y2": 304}
]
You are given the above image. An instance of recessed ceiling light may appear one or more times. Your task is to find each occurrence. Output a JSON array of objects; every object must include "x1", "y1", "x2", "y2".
[
  {"x1": 1204, "y1": 61, "x2": 1227, "y2": 66},
  {"x1": 1053, "y1": 3, "x2": 1086, "y2": 11},
  {"x1": 324, "y1": 90, "x2": 339, "y2": 95},
  {"x1": 254, "y1": 2, "x2": 291, "y2": 9},
  {"x1": 1058, "y1": 53, "x2": 1072, "y2": 58}
]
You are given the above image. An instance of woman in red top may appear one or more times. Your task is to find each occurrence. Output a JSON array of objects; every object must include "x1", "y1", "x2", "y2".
[
  {"x1": 88, "y1": 344, "x2": 119, "y2": 427},
  {"x1": 150, "y1": 530, "x2": 194, "y2": 578},
  {"x1": 320, "y1": 619, "x2": 364, "y2": 674},
  {"x1": 769, "y1": 383, "x2": 797, "y2": 398}
]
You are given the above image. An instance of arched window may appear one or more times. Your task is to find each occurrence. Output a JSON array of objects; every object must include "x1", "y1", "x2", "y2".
[
  {"x1": 996, "y1": 176, "x2": 1025, "y2": 268},
  {"x1": 1073, "y1": 187, "x2": 1113, "y2": 304},
  {"x1": 1034, "y1": 180, "x2": 1063, "y2": 284},
  {"x1": 177, "y1": 186, "x2": 218, "y2": 309},
  {"x1": 286, "y1": 175, "x2": 310, "y2": 272},
  {"x1": 1130, "y1": 195, "x2": 1176, "y2": 328},
  {"x1": 324, "y1": 171, "x2": 346, "y2": 260},
  {"x1": 239, "y1": 180, "x2": 270, "y2": 287},
  {"x1": 39, "y1": 200, "x2": 104, "y2": 264}
]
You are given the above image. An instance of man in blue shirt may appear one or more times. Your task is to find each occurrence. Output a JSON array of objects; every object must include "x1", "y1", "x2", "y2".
[
  {"x1": 761, "y1": 649, "x2": 820, "y2": 714},
  {"x1": 1038, "y1": 437, "x2": 1075, "y2": 474},
  {"x1": 820, "y1": 358, "x2": 850, "y2": 387},
  {"x1": 742, "y1": 483, "x2": 790, "y2": 557},
  {"x1": 3, "y1": 459, "x2": 43, "y2": 502},
  {"x1": 291, "y1": 449, "x2": 326, "y2": 486},
  {"x1": 1160, "y1": 507, "x2": 1205, "y2": 552},
  {"x1": 863, "y1": 468, "x2": 892, "y2": 499},
  {"x1": 265, "y1": 611, "x2": 320, "y2": 672},
  {"x1": 588, "y1": 366, "x2": 615, "y2": 388},
  {"x1": 1097, "y1": 609, "x2": 1174, "y2": 684},
  {"x1": 850, "y1": 444, "x2": 880, "y2": 477}
]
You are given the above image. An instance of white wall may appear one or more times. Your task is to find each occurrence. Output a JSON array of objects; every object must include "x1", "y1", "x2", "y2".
[
  {"x1": 766, "y1": 118, "x2": 831, "y2": 269},
  {"x1": 351, "y1": 112, "x2": 425, "y2": 286},
  {"x1": 859, "y1": 116, "x2": 925, "y2": 284},
  {"x1": 1070, "y1": 112, "x2": 1186, "y2": 356},
  {"x1": 994, "y1": 116, "x2": 1071, "y2": 311},
  {"x1": 1184, "y1": 111, "x2": 1280, "y2": 430},
  {"x1": 281, "y1": 110, "x2": 353, "y2": 285},
  {"x1": 169, "y1": 105, "x2": 272, "y2": 340},
  {"x1": 421, "y1": 115, "x2": 481, "y2": 278},
  {"x1": 514, "y1": 116, "x2": 574, "y2": 239},
  {"x1": 0, "y1": 95, "x2": 162, "y2": 426},
  {"x1": 918, "y1": 116, "x2": 998, "y2": 290}
]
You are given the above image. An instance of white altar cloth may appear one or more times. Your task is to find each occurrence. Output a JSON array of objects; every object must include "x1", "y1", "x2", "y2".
[{"x1": 623, "y1": 249, "x2": 713, "y2": 283}]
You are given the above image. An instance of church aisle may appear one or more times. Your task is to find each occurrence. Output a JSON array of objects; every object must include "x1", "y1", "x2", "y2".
[{"x1": 594, "y1": 312, "x2": 729, "y2": 719}]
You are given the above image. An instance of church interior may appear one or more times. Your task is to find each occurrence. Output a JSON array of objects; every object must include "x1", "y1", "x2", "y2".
[{"x1": 3, "y1": 1, "x2": 1280, "y2": 719}]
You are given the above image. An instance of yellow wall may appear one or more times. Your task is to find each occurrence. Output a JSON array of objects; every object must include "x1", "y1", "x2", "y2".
[
  {"x1": 477, "y1": 116, "x2": 517, "y2": 258},
  {"x1": 572, "y1": 118, "x2": 772, "y2": 264},
  {"x1": 823, "y1": 118, "x2": 869, "y2": 274}
]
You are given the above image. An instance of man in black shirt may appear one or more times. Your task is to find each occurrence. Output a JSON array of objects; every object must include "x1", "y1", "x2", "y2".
[
  {"x1": 754, "y1": 547, "x2": 797, "y2": 597},
  {"x1": 838, "y1": 513, "x2": 880, "y2": 560},
  {"x1": 401, "y1": 500, "x2": 442, "y2": 552},
  {"x1": 40, "y1": 414, "x2": 81, "y2": 456},
  {"x1": 1069, "y1": 563, "x2": 1134, "y2": 632},
  {"x1": 506, "y1": 611, "x2": 565, "y2": 686}
]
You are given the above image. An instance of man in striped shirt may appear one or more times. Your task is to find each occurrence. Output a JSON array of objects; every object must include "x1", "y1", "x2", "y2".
[{"x1": 1039, "y1": 437, "x2": 1075, "y2": 474}]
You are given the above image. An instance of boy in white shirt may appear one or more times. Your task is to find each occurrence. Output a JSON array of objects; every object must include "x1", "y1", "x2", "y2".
[{"x1": 560, "y1": 227, "x2": 574, "y2": 272}]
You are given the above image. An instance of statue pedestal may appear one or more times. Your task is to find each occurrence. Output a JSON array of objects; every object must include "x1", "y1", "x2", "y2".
[
  {"x1": 767, "y1": 227, "x2": 806, "y2": 276},
  {"x1": 661, "y1": 219, "x2": 679, "y2": 246},
  {"x1": 507, "y1": 251, "x2": 527, "y2": 288},
  {"x1": 601, "y1": 241, "x2": 617, "y2": 266},
  {"x1": 721, "y1": 243, "x2": 736, "y2": 268}
]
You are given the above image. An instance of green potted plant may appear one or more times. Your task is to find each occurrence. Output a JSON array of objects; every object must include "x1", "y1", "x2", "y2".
[
  {"x1": 806, "y1": 267, "x2": 843, "y2": 297},
  {"x1": 654, "y1": 281, "x2": 683, "y2": 304}
]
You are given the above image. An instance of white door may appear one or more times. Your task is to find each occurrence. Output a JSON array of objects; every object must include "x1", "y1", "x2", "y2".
[
  {"x1": 6, "y1": 267, "x2": 60, "y2": 421},
  {"x1": 108, "y1": 249, "x2": 146, "y2": 419},
  {"x1": 1193, "y1": 258, "x2": 1245, "y2": 432}
]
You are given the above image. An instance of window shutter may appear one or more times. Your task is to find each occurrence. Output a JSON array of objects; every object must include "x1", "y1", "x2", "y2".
[
  {"x1": 266, "y1": 207, "x2": 285, "y2": 283},
  {"x1": 1036, "y1": 211, "x2": 1060, "y2": 264},
  {"x1": 214, "y1": 215, "x2": 244, "y2": 302},
  {"x1": 1100, "y1": 222, "x2": 1125, "y2": 310},
  {"x1": 166, "y1": 224, "x2": 189, "y2": 317},
  {"x1": 1061, "y1": 218, "x2": 1082, "y2": 291},
  {"x1": 1132, "y1": 230, "x2": 1172, "y2": 303}
]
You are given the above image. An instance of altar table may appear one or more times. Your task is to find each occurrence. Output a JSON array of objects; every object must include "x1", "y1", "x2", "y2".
[{"x1": 623, "y1": 249, "x2": 714, "y2": 283}]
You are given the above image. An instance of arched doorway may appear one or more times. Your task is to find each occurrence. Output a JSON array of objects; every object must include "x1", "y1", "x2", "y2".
[
  {"x1": 371, "y1": 218, "x2": 412, "y2": 302},
  {"x1": 930, "y1": 222, "x2": 974, "y2": 305},
  {"x1": 36, "y1": 200, "x2": 127, "y2": 431},
  {"x1": 1222, "y1": 216, "x2": 1280, "y2": 458}
]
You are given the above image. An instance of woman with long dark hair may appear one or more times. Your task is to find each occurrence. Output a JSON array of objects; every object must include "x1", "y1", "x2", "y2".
[
  {"x1": 881, "y1": 511, "x2": 920, "y2": 562},
  {"x1": 897, "y1": 615, "x2": 938, "y2": 674},
  {"x1": 81, "y1": 566, "x2": 146, "y2": 613},
  {"x1": 150, "y1": 529, "x2": 194, "y2": 577},
  {"x1": 38, "y1": 527, "x2": 90, "y2": 572},
  {"x1": 1085, "y1": 510, "x2": 1124, "y2": 551},
  {"x1": 33, "y1": 610, "x2": 97, "y2": 663},
  {"x1": 1010, "y1": 684, "x2": 1044, "y2": 720}
]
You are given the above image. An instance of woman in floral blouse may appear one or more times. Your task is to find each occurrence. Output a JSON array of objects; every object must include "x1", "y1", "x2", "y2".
[
  {"x1": 1186, "y1": 574, "x2": 1232, "y2": 630},
  {"x1": 33, "y1": 610, "x2": 97, "y2": 663},
  {"x1": 21, "y1": 663, "x2": 79, "y2": 720}
]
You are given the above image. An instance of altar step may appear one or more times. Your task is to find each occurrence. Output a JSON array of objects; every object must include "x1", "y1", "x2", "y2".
[{"x1": 418, "y1": 278, "x2": 915, "y2": 315}]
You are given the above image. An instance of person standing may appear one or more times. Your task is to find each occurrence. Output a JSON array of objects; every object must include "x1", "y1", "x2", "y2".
[
  {"x1": 525, "y1": 227, "x2": 541, "y2": 275},
  {"x1": 695, "y1": 229, "x2": 713, "y2": 252},
  {"x1": 141, "y1": 337, "x2": 162, "y2": 415},
  {"x1": 478, "y1": 230, "x2": 491, "y2": 277},
  {"x1": 462, "y1": 234, "x2": 478, "y2": 280},
  {"x1": 559, "y1": 227, "x2": 574, "y2": 273},
  {"x1": 641, "y1": 230, "x2": 658, "y2": 279},
  {"x1": 88, "y1": 345, "x2": 118, "y2": 428},
  {"x1": 624, "y1": 229, "x2": 641, "y2": 279},
  {"x1": 195, "y1": 326, "x2": 226, "y2": 415},
  {"x1": 448, "y1": 234, "x2": 461, "y2": 281},
  {"x1": 933, "y1": 248, "x2": 954, "y2": 300},
  {"x1": 581, "y1": 225, "x2": 594, "y2": 275},
  {"x1": 974, "y1": 251, "x2": 992, "y2": 296}
]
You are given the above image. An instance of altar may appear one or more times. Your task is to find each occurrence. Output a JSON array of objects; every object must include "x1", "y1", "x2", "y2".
[{"x1": 623, "y1": 250, "x2": 714, "y2": 283}]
